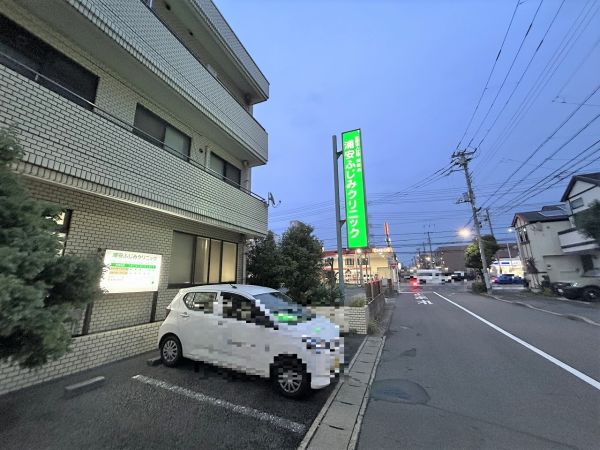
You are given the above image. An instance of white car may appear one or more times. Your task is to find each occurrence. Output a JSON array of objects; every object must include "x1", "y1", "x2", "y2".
[{"x1": 158, "y1": 284, "x2": 344, "y2": 398}]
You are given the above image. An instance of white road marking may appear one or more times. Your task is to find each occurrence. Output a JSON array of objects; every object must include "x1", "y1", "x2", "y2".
[
  {"x1": 415, "y1": 293, "x2": 432, "y2": 305},
  {"x1": 434, "y1": 292, "x2": 600, "y2": 391},
  {"x1": 132, "y1": 374, "x2": 306, "y2": 433}
]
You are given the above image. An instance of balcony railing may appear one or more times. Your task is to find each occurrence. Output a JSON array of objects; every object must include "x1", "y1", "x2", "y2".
[
  {"x1": 65, "y1": 0, "x2": 267, "y2": 160},
  {"x1": 0, "y1": 60, "x2": 267, "y2": 236},
  {"x1": 0, "y1": 50, "x2": 264, "y2": 202},
  {"x1": 558, "y1": 228, "x2": 599, "y2": 253}
]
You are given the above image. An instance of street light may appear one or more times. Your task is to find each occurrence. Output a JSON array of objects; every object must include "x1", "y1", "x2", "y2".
[{"x1": 458, "y1": 228, "x2": 471, "y2": 238}]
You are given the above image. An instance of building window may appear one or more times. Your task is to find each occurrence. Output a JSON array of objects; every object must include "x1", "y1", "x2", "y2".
[
  {"x1": 344, "y1": 258, "x2": 354, "y2": 266},
  {"x1": 0, "y1": 14, "x2": 98, "y2": 110},
  {"x1": 54, "y1": 209, "x2": 72, "y2": 256},
  {"x1": 169, "y1": 231, "x2": 237, "y2": 286},
  {"x1": 210, "y1": 153, "x2": 241, "y2": 187},
  {"x1": 133, "y1": 104, "x2": 191, "y2": 160},
  {"x1": 581, "y1": 254, "x2": 594, "y2": 272},
  {"x1": 570, "y1": 197, "x2": 584, "y2": 210}
]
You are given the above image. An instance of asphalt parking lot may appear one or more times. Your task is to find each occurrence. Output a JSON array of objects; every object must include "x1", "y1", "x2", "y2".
[{"x1": 0, "y1": 335, "x2": 364, "y2": 450}]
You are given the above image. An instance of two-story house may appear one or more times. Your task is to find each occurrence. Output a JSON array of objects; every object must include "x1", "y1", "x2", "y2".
[
  {"x1": 558, "y1": 172, "x2": 600, "y2": 272},
  {"x1": 0, "y1": 0, "x2": 269, "y2": 394},
  {"x1": 511, "y1": 205, "x2": 576, "y2": 288}
]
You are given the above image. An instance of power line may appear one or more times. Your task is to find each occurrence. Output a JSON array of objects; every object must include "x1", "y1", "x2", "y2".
[
  {"x1": 467, "y1": 0, "x2": 546, "y2": 149},
  {"x1": 480, "y1": 0, "x2": 600, "y2": 168},
  {"x1": 455, "y1": 0, "x2": 521, "y2": 150},
  {"x1": 473, "y1": 0, "x2": 566, "y2": 168},
  {"x1": 479, "y1": 83, "x2": 600, "y2": 209}
]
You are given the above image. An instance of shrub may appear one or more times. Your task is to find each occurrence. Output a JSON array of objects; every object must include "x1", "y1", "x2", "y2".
[
  {"x1": 367, "y1": 319, "x2": 379, "y2": 335},
  {"x1": 349, "y1": 296, "x2": 366, "y2": 307},
  {"x1": 471, "y1": 282, "x2": 487, "y2": 294}
]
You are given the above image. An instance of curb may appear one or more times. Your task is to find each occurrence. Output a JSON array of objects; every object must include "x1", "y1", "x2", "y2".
[
  {"x1": 347, "y1": 336, "x2": 385, "y2": 450},
  {"x1": 301, "y1": 336, "x2": 386, "y2": 450},
  {"x1": 64, "y1": 376, "x2": 106, "y2": 398},
  {"x1": 297, "y1": 337, "x2": 368, "y2": 450},
  {"x1": 484, "y1": 294, "x2": 600, "y2": 327}
]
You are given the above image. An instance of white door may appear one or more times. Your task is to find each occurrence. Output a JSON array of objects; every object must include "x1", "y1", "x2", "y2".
[{"x1": 178, "y1": 291, "x2": 219, "y2": 360}]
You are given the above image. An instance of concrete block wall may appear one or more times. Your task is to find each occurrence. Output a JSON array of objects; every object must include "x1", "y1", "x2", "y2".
[
  {"x1": 309, "y1": 306, "x2": 369, "y2": 335},
  {"x1": 0, "y1": 322, "x2": 161, "y2": 396},
  {"x1": 345, "y1": 307, "x2": 369, "y2": 334}
]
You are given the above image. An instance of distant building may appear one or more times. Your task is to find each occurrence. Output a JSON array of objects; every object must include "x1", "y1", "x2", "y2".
[
  {"x1": 322, "y1": 247, "x2": 397, "y2": 285},
  {"x1": 489, "y1": 243, "x2": 523, "y2": 277},
  {"x1": 434, "y1": 245, "x2": 469, "y2": 272},
  {"x1": 558, "y1": 173, "x2": 600, "y2": 257},
  {"x1": 512, "y1": 205, "x2": 575, "y2": 288},
  {"x1": 511, "y1": 173, "x2": 600, "y2": 288}
]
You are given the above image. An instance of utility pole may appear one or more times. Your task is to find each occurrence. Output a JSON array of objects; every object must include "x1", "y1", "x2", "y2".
[
  {"x1": 484, "y1": 207, "x2": 499, "y2": 274},
  {"x1": 332, "y1": 135, "x2": 346, "y2": 300},
  {"x1": 453, "y1": 150, "x2": 492, "y2": 292},
  {"x1": 484, "y1": 208, "x2": 495, "y2": 238},
  {"x1": 427, "y1": 231, "x2": 434, "y2": 268}
]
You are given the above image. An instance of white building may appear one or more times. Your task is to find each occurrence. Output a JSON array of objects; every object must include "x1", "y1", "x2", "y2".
[
  {"x1": 0, "y1": 0, "x2": 269, "y2": 394},
  {"x1": 558, "y1": 173, "x2": 600, "y2": 263},
  {"x1": 512, "y1": 206, "x2": 575, "y2": 288},
  {"x1": 511, "y1": 173, "x2": 600, "y2": 289}
]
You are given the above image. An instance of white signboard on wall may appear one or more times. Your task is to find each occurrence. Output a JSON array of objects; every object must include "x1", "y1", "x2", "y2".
[{"x1": 100, "y1": 250, "x2": 162, "y2": 293}]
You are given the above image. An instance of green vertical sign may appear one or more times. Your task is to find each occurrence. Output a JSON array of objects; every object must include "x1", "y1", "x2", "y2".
[{"x1": 342, "y1": 129, "x2": 368, "y2": 249}]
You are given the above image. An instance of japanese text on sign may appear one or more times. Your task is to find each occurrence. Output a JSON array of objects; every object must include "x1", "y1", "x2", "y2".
[
  {"x1": 342, "y1": 129, "x2": 368, "y2": 249},
  {"x1": 100, "y1": 250, "x2": 162, "y2": 293}
]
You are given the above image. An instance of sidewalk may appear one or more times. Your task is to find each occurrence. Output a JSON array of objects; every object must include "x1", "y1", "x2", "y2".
[
  {"x1": 486, "y1": 289, "x2": 600, "y2": 326},
  {"x1": 299, "y1": 297, "x2": 395, "y2": 450}
]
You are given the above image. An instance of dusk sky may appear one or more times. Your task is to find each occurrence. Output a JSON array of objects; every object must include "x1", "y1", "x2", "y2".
[{"x1": 216, "y1": 0, "x2": 600, "y2": 265}]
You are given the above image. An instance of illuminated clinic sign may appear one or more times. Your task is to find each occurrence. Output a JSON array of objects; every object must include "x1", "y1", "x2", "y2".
[
  {"x1": 100, "y1": 250, "x2": 162, "y2": 293},
  {"x1": 342, "y1": 129, "x2": 368, "y2": 249}
]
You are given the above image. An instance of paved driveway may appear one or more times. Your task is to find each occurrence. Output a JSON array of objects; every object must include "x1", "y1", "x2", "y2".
[{"x1": 0, "y1": 335, "x2": 363, "y2": 450}]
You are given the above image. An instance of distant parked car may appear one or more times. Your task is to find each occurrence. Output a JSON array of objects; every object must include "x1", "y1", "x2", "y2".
[{"x1": 493, "y1": 275, "x2": 512, "y2": 284}]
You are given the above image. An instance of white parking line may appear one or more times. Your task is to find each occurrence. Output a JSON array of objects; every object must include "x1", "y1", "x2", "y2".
[
  {"x1": 433, "y1": 292, "x2": 600, "y2": 391},
  {"x1": 132, "y1": 374, "x2": 306, "y2": 433}
]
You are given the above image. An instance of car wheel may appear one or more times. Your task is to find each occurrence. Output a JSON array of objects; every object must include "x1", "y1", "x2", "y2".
[
  {"x1": 272, "y1": 357, "x2": 310, "y2": 399},
  {"x1": 160, "y1": 335, "x2": 182, "y2": 367},
  {"x1": 582, "y1": 287, "x2": 600, "y2": 302}
]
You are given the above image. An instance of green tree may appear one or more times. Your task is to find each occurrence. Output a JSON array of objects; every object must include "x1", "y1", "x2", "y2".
[
  {"x1": 246, "y1": 231, "x2": 282, "y2": 289},
  {"x1": 574, "y1": 200, "x2": 600, "y2": 244},
  {"x1": 279, "y1": 222, "x2": 324, "y2": 305},
  {"x1": 464, "y1": 234, "x2": 501, "y2": 274},
  {"x1": 0, "y1": 127, "x2": 103, "y2": 369}
]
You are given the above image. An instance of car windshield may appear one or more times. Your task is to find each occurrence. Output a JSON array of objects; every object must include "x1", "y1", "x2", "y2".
[{"x1": 254, "y1": 291, "x2": 313, "y2": 324}]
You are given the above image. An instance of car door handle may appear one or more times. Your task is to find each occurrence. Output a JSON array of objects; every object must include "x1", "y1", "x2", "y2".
[{"x1": 180, "y1": 312, "x2": 189, "y2": 318}]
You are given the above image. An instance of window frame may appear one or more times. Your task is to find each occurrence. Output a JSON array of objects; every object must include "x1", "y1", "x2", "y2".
[
  {"x1": 133, "y1": 104, "x2": 191, "y2": 161},
  {"x1": 220, "y1": 292, "x2": 275, "y2": 327},
  {"x1": 182, "y1": 291, "x2": 216, "y2": 314},
  {"x1": 210, "y1": 153, "x2": 242, "y2": 188},
  {"x1": 168, "y1": 231, "x2": 238, "y2": 289},
  {"x1": 0, "y1": 14, "x2": 98, "y2": 110},
  {"x1": 570, "y1": 197, "x2": 584, "y2": 210}
]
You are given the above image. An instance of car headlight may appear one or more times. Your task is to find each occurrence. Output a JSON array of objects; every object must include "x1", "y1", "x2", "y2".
[{"x1": 571, "y1": 282, "x2": 579, "y2": 287}]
